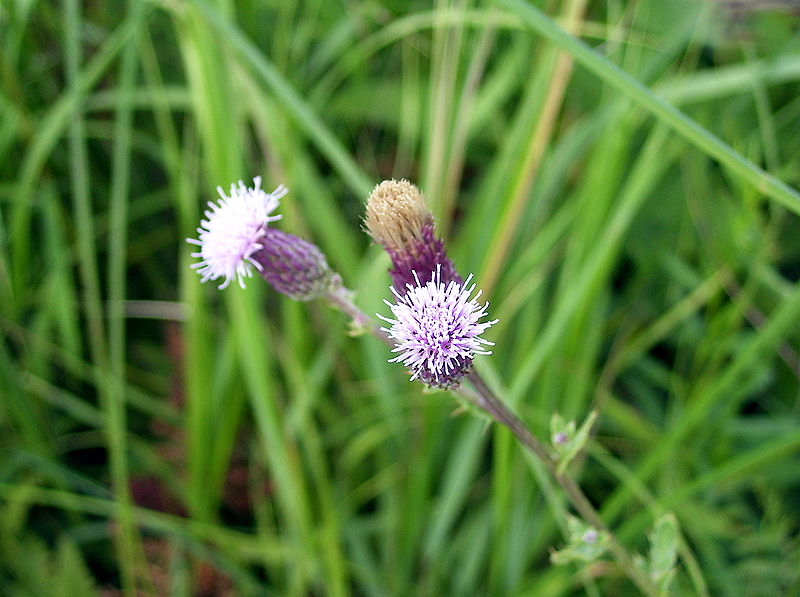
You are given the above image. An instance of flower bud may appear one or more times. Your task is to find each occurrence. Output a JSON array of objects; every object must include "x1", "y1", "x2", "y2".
[{"x1": 251, "y1": 227, "x2": 333, "y2": 300}]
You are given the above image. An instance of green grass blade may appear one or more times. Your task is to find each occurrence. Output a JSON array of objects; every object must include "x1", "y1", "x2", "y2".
[{"x1": 496, "y1": 0, "x2": 800, "y2": 214}]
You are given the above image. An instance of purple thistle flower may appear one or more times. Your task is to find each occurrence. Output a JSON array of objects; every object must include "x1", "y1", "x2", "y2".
[
  {"x1": 187, "y1": 176, "x2": 285, "y2": 289},
  {"x1": 379, "y1": 266, "x2": 498, "y2": 388},
  {"x1": 187, "y1": 177, "x2": 333, "y2": 299}
]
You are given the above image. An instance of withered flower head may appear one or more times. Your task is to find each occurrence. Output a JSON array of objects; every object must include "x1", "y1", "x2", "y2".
[
  {"x1": 365, "y1": 179, "x2": 429, "y2": 253},
  {"x1": 365, "y1": 179, "x2": 460, "y2": 291}
]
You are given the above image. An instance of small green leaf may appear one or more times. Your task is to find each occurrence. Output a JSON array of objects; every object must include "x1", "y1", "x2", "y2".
[
  {"x1": 649, "y1": 512, "x2": 679, "y2": 593},
  {"x1": 550, "y1": 413, "x2": 575, "y2": 453},
  {"x1": 551, "y1": 516, "x2": 608, "y2": 565},
  {"x1": 551, "y1": 410, "x2": 598, "y2": 475}
]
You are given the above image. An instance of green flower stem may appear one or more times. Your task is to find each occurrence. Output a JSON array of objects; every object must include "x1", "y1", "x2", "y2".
[
  {"x1": 324, "y1": 278, "x2": 392, "y2": 345},
  {"x1": 325, "y1": 285, "x2": 658, "y2": 596}
]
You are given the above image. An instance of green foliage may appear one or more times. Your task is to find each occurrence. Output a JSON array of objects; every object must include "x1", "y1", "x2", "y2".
[
  {"x1": 0, "y1": 487, "x2": 98, "y2": 596},
  {"x1": 1, "y1": 0, "x2": 799, "y2": 595},
  {"x1": 550, "y1": 410, "x2": 598, "y2": 475},
  {"x1": 550, "y1": 516, "x2": 608, "y2": 566},
  {"x1": 2, "y1": 536, "x2": 99, "y2": 597},
  {"x1": 648, "y1": 513, "x2": 678, "y2": 594}
]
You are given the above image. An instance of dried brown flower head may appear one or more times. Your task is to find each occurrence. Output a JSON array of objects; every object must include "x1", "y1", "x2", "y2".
[
  {"x1": 365, "y1": 179, "x2": 460, "y2": 291},
  {"x1": 365, "y1": 179, "x2": 431, "y2": 253}
]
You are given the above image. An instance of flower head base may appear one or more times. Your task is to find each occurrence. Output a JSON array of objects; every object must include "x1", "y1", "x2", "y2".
[
  {"x1": 379, "y1": 267, "x2": 498, "y2": 388},
  {"x1": 187, "y1": 177, "x2": 285, "y2": 289},
  {"x1": 365, "y1": 179, "x2": 460, "y2": 290},
  {"x1": 252, "y1": 227, "x2": 334, "y2": 301}
]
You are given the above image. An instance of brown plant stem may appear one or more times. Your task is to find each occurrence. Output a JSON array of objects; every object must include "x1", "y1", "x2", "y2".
[
  {"x1": 463, "y1": 371, "x2": 657, "y2": 597},
  {"x1": 325, "y1": 283, "x2": 658, "y2": 597},
  {"x1": 324, "y1": 278, "x2": 392, "y2": 345}
]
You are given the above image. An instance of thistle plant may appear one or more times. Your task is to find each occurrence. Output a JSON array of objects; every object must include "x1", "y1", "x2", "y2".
[
  {"x1": 187, "y1": 177, "x2": 285, "y2": 289},
  {"x1": 189, "y1": 176, "x2": 667, "y2": 597}
]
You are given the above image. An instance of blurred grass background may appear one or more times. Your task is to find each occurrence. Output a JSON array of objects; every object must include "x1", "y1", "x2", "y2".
[{"x1": 1, "y1": 0, "x2": 800, "y2": 595}]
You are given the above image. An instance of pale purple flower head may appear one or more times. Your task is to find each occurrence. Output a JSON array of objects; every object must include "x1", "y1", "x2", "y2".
[
  {"x1": 187, "y1": 177, "x2": 333, "y2": 299},
  {"x1": 187, "y1": 176, "x2": 284, "y2": 289},
  {"x1": 379, "y1": 266, "x2": 498, "y2": 388}
]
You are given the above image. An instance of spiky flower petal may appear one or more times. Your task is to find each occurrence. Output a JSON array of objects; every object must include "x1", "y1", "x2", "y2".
[
  {"x1": 187, "y1": 177, "x2": 286, "y2": 289},
  {"x1": 379, "y1": 267, "x2": 498, "y2": 388}
]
